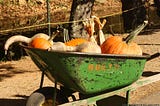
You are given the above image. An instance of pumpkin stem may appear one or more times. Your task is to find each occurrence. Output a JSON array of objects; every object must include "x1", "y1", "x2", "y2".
[{"x1": 124, "y1": 21, "x2": 148, "y2": 43}]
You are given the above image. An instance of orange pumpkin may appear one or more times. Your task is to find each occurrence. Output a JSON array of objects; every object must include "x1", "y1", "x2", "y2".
[
  {"x1": 30, "y1": 37, "x2": 52, "y2": 50},
  {"x1": 100, "y1": 21, "x2": 148, "y2": 55},
  {"x1": 65, "y1": 38, "x2": 87, "y2": 46},
  {"x1": 100, "y1": 35, "x2": 142, "y2": 55}
]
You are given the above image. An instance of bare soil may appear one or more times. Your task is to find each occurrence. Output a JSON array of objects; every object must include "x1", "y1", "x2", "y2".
[{"x1": 0, "y1": 0, "x2": 122, "y2": 19}]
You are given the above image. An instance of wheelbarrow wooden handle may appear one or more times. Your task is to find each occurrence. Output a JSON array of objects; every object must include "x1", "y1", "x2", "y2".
[{"x1": 147, "y1": 52, "x2": 160, "y2": 61}]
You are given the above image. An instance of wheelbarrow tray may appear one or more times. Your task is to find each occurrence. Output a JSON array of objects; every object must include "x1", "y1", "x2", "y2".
[{"x1": 23, "y1": 46, "x2": 149, "y2": 94}]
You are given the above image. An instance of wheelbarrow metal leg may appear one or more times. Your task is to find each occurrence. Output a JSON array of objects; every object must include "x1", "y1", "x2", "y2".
[
  {"x1": 39, "y1": 70, "x2": 45, "y2": 88},
  {"x1": 126, "y1": 90, "x2": 131, "y2": 106},
  {"x1": 53, "y1": 80, "x2": 57, "y2": 106},
  {"x1": 92, "y1": 102, "x2": 97, "y2": 106}
]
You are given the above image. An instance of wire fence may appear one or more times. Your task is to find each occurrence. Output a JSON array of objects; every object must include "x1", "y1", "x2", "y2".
[{"x1": 0, "y1": 1, "x2": 159, "y2": 34}]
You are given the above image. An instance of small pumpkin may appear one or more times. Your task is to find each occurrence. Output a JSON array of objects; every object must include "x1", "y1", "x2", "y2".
[
  {"x1": 101, "y1": 21, "x2": 148, "y2": 55},
  {"x1": 30, "y1": 37, "x2": 52, "y2": 50},
  {"x1": 64, "y1": 38, "x2": 87, "y2": 46},
  {"x1": 100, "y1": 35, "x2": 142, "y2": 55}
]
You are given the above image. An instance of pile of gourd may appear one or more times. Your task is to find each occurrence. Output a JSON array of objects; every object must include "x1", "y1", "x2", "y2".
[{"x1": 4, "y1": 16, "x2": 148, "y2": 56}]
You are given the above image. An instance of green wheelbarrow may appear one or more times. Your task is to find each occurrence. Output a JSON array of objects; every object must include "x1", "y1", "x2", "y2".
[{"x1": 23, "y1": 45, "x2": 153, "y2": 106}]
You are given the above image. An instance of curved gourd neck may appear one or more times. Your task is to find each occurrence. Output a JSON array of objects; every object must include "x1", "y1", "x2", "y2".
[{"x1": 124, "y1": 21, "x2": 148, "y2": 44}]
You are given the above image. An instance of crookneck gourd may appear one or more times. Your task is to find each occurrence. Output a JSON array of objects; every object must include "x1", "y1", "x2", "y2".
[{"x1": 4, "y1": 33, "x2": 53, "y2": 54}]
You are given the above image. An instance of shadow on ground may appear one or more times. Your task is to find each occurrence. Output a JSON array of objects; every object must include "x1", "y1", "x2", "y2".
[
  {"x1": 97, "y1": 95, "x2": 127, "y2": 106},
  {"x1": 0, "y1": 99, "x2": 27, "y2": 106},
  {"x1": 0, "y1": 95, "x2": 28, "y2": 106},
  {"x1": 0, "y1": 63, "x2": 36, "y2": 82},
  {"x1": 0, "y1": 95, "x2": 127, "y2": 106},
  {"x1": 142, "y1": 71, "x2": 160, "y2": 77}
]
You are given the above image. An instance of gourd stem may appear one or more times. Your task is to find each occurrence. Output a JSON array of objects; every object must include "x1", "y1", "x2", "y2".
[
  {"x1": 48, "y1": 30, "x2": 59, "y2": 41},
  {"x1": 124, "y1": 21, "x2": 148, "y2": 44}
]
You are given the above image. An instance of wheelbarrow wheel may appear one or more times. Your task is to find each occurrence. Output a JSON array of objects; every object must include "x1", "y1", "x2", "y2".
[{"x1": 26, "y1": 87, "x2": 69, "y2": 106}]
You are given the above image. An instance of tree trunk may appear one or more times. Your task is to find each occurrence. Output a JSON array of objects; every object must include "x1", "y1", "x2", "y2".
[
  {"x1": 69, "y1": 0, "x2": 95, "y2": 39},
  {"x1": 121, "y1": 0, "x2": 146, "y2": 32},
  {"x1": 154, "y1": 0, "x2": 160, "y2": 16}
]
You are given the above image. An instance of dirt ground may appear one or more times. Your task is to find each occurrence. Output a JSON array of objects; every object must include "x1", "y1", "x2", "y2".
[
  {"x1": 0, "y1": 29, "x2": 160, "y2": 106},
  {"x1": 0, "y1": 0, "x2": 121, "y2": 19}
]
